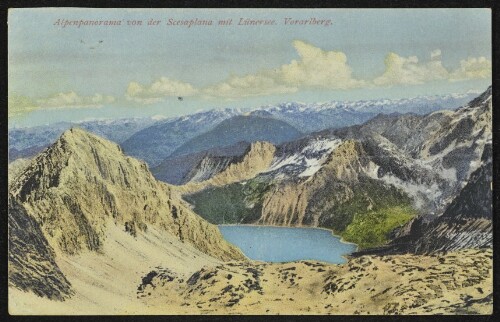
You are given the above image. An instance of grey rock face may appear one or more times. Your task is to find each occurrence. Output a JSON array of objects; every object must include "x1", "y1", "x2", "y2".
[
  {"x1": 152, "y1": 142, "x2": 250, "y2": 185},
  {"x1": 8, "y1": 196, "x2": 73, "y2": 300}
]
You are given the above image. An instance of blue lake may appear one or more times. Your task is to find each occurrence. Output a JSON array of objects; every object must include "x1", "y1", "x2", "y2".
[{"x1": 218, "y1": 225, "x2": 357, "y2": 264}]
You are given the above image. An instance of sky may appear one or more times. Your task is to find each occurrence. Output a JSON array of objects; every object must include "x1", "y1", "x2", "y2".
[{"x1": 8, "y1": 8, "x2": 492, "y2": 127}]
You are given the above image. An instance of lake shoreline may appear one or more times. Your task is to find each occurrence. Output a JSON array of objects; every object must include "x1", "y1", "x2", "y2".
[
  {"x1": 218, "y1": 224, "x2": 358, "y2": 264},
  {"x1": 218, "y1": 223, "x2": 359, "y2": 250}
]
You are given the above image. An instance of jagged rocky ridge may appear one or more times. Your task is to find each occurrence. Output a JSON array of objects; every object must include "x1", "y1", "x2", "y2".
[
  {"x1": 181, "y1": 87, "x2": 492, "y2": 251},
  {"x1": 8, "y1": 128, "x2": 245, "y2": 297},
  {"x1": 180, "y1": 141, "x2": 277, "y2": 195},
  {"x1": 9, "y1": 128, "x2": 244, "y2": 260},
  {"x1": 332, "y1": 86, "x2": 492, "y2": 214},
  {"x1": 358, "y1": 141, "x2": 493, "y2": 255}
]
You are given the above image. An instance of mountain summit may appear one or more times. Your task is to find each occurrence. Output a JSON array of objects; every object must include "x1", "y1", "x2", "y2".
[{"x1": 10, "y1": 127, "x2": 243, "y2": 260}]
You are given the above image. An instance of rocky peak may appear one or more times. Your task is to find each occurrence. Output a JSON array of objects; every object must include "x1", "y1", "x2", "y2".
[
  {"x1": 181, "y1": 141, "x2": 277, "y2": 194},
  {"x1": 10, "y1": 128, "x2": 244, "y2": 261},
  {"x1": 317, "y1": 140, "x2": 370, "y2": 182}
]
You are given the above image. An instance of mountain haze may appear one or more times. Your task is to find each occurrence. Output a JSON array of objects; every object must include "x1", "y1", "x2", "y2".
[
  {"x1": 121, "y1": 109, "x2": 242, "y2": 166},
  {"x1": 170, "y1": 115, "x2": 302, "y2": 158},
  {"x1": 9, "y1": 117, "x2": 157, "y2": 162}
]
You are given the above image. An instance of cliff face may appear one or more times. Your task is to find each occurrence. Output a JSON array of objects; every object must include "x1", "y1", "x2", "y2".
[
  {"x1": 259, "y1": 140, "x2": 370, "y2": 226},
  {"x1": 9, "y1": 128, "x2": 244, "y2": 262},
  {"x1": 386, "y1": 143, "x2": 493, "y2": 254},
  {"x1": 8, "y1": 196, "x2": 73, "y2": 300},
  {"x1": 334, "y1": 87, "x2": 492, "y2": 214},
  {"x1": 151, "y1": 141, "x2": 251, "y2": 185},
  {"x1": 8, "y1": 157, "x2": 31, "y2": 184},
  {"x1": 181, "y1": 141, "x2": 276, "y2": 194}
]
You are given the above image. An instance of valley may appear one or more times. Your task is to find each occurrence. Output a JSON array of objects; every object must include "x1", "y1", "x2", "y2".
[{"x1": 179, "y1": 87, "x2": 492, "y2": 252}]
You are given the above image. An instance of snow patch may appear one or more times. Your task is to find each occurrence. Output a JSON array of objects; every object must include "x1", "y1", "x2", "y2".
[
  {"x1": 267, "y1": 138, "x2": 343, "y2": 178},
  {"x1": 378, "y1": 173, "x2": 442, "y2": 210},
  {"x1": 151, "y1": 114, "x2": 167, "y2": 121}
]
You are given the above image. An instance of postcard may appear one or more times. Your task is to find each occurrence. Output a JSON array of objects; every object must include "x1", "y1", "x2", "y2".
[{"x1": 7, "y1": 8, "x2": 492, "y2": 315}]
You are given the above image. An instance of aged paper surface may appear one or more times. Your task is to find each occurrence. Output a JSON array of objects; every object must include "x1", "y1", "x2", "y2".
[{"x1": 8, "y1": 8, "x2": 492, "y2": 314}]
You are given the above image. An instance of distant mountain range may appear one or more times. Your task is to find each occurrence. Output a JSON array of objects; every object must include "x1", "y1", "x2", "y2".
[
  {"x1": 8, "y1": 88, "x2": 492, "y2": 252},
  {"x1": 249, "y1": 91, "x2": 479, "y2": 133},
  {"x1": 9, "y1": 91, "x2": 479, "y2": 166},
  {"x1": 121, "y1": 109, "x2": 243, "y2": 166}
]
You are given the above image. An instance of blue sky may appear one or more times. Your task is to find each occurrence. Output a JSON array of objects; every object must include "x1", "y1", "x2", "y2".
[{"x1": 8, "y1": 8, "x2": 492, "y2": 127}]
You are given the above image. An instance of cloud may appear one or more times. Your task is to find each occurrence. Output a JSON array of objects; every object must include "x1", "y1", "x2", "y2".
[
  {"x1": 125, "y1": 77, "x2": 198, "y2": 104},
  {"x1": 280, "y1": 40, "x2": 366, "y2": 90},
  {"x1": 202, "y1": 40, "x2": 364, "y2": 99},
  {"x1": 449, "y1": 56, "x2": 492, "y2": 81},
  {"x1": 8, "y1": 94, "x2": 39, "y2": 117},
  {"x1": 373, "y1": 50, "x2": 491, "y2": 87},
  {"x1": 13, "y1": 43, "x2": 491, "y2": 115},
  {"x1": 36, "y1": 91, "x2": 115, "y2": 109},
  {"x1": 8, "y1": 91, "x2": 115, "y2": 117},
  {"x1": 373, "y1": 52, "x2": 449, "y2": 87},
  {"x1": 123, "y1": 44, "x2": 491, "y2": 103},
  {"x1": 202, "y1": 73, "x2": 298, "y2": 99}
]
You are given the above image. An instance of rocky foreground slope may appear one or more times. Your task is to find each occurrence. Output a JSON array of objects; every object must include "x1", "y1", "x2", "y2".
[
  {"x1": 134, "y1": 248, "x2": 492, "y2": 315},
  {"x1": 8, "y1": 128, "x2": 245, "y2": 310},
  {"x1": 10, "y1": 231, "x2": 493, "y2": 314}
]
